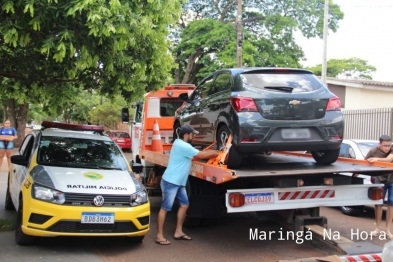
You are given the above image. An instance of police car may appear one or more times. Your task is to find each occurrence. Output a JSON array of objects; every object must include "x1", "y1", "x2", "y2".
[{"x1": 4, "y1": 121, "x2": 149, "y2": 245}]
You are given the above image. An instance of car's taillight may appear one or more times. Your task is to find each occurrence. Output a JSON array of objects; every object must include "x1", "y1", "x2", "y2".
[
  {"x1": 371, "y1": 176, "x2": 376, "y2": 184},
  {"x1": 230, "y1": 97, "x2": 258, "y2": 112},
  {"x1": 326, "y1": 97, "x2": 341, "y2": 111}
]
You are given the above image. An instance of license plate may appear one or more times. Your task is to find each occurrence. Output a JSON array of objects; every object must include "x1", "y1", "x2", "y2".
[
  {"x1": 245, "y1": 193, "x2": 274, "y2": 204},
  {"x1": 281, "y1": 128, "x2": 311, "y2": 139},
  {"x1": 117, "y1": 139, "x2": 125, "y2": 142},
  {"x1": 81, "y1": 212, "x2": 115, "y2": 224}
]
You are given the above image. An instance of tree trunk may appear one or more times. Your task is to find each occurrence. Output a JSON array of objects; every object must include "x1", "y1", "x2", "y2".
[
  {"x1": 7, "y1": 99, "x2": 29, "y2": 148},
  {"x1": 181, "y1": 53, "x2": 200, "y2": 84}
]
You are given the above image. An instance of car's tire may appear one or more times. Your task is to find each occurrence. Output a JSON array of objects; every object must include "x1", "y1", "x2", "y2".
[
  {"x1": 171, "y1": 122, "x2": 181, "y2": 143},
  {"x1": 340, "y1": 206, "x2": 364, "y2": 216},
  {"x1": 15, "y1": 198, "x2": 35, "y2": 245},
  {"x1": 216, "y1": 125, "x2": 242, "y2": 169},
  {"x1": 5, "y1": 174, "x2": 15, "y2": 210},
  {"x1": 311, "y1": 148, "x2": 340, "y2": 165}
]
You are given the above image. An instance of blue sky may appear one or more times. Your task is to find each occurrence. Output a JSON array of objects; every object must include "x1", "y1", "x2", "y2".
[{"x1": 295, "y1": 0, "x2": 393, "y2": 82}]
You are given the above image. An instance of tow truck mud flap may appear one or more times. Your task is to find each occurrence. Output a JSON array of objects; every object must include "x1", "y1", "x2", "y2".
[{"x1": 225, "y1": 184, "x2": 383, "y2": 213}]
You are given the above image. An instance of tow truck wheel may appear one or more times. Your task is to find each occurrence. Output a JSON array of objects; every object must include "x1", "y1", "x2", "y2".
[
  {"x1": 5, "y1": 174, "x2": 15, "y2": 210},
  {"x1": 217, "y1": 125, "x2": 242, "y2": 169},
  {"x1": 15, "y1": 198, "x2": 35, "y2": 245},
  {"x1": 311, "y1": 148, "x2": 340, "y2": 165}
]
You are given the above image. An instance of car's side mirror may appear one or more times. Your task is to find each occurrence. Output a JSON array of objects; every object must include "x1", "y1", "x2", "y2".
[
  {"x1": 11, "y1": 155, "x2": 29, "y2": 167},
  {"x1": 179, "y1": 93, "x2": 189, "y2": 101},
  {"x1": 121, "y1": 108, "x2": 129, "y2": 123}
]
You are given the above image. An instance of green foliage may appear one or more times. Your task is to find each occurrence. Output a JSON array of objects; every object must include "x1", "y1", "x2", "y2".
[
  {"x1": 173, "y1": 0, "x2": 344, "y2": 84},
  {"x1": 88, "y1": 96, "x2": 128, "y2": 129},
  {"x1": 307, "y1": 57, "x2": 377, "y2": 80},
  {"x1": 0, "y1": 0, "x2": 182, "y2": 143},
  {"x1": 0, "y1": 218, "x2": 15, "y2": 231}
]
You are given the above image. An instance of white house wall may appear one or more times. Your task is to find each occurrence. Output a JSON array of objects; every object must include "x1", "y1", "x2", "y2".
[{"x1": 345, "y1": 86, "x2": 393, "y2": 109}]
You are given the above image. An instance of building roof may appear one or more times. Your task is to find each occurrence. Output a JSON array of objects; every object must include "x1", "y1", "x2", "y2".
[{"x1": 326, "y1": 77, "x2": 393, "y2": 90}]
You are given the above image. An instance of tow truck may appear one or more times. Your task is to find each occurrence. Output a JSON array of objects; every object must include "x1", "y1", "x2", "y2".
[{"x1": 122, "y1": 84, "x2": 393, "y2": 238}]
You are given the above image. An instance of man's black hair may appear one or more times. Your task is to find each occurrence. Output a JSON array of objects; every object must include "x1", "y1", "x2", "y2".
[{"x1": 380, "y1": 135, "x2": 392, "y2": 143}]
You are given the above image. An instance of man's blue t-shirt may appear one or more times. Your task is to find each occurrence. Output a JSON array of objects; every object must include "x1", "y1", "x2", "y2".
[
  {"x1": 0, "y1": 127, "x2": 17, "y2": 137},
  {"x1": 162, "y1": 139, "x2": 199, "y2": 186}
]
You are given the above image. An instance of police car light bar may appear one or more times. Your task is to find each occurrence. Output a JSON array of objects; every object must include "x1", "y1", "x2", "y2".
[
  {"x1": 164, "y1": 84, "x2": 196, "y2": 90},
  {"x1": 41, "y1": 121, "x2": 105, "y2": 133}
]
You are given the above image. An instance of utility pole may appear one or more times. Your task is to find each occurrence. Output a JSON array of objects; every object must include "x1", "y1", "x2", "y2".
[
  {"x1": 321, "y1": 0, "x2": 329, "y2": 86},
  {"x1": 236, "y1": 0, "x2": 242, "y2": 67}
]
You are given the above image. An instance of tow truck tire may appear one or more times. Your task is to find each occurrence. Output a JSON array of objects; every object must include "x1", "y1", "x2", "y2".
[
  {"x1": 217, "y1": 125, "x2": 242, "y2": 169},
  {"x1": 15, "y1": 198, "x2": 35, "y2": 245},
  {"x1": 340, "y1": 206, "x2": 364, "y2": 216},
  {"x1": 311, "y1": 148, "x2": 340, "y2": 165},
  {"x1": 5, "y1": 174, "x2": 15, "y2": 210}
]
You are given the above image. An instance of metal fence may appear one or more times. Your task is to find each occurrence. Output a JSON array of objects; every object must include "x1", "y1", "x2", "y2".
[{"x1": 342, "y1": 107, "x2": 393, "y2": 140}]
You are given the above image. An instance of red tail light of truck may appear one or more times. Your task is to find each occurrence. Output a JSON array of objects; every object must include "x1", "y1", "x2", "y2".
[{"x1": 229, "y1": 193, "x2": 245, "y2": 207}]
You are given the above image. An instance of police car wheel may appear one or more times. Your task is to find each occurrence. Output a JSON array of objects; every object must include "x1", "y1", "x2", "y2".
[
  {"x1": 5, "y1": 174, "x2": 15, "y2": 210},
  {"x1": 15, "y1": 198, "x2": 35, "y2": 245}
]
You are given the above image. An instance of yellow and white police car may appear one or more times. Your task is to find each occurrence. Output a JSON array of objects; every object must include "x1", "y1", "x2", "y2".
[{"x1": 5, "y1": 121, "x2": 149, "y2": 245}]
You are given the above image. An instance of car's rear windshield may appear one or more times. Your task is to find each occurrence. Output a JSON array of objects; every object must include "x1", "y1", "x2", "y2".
[
  {"x1": 240, "y1": 72, "x2": 323, "y2": 92},
  {"x1": 113, "y1": 132, "x2": 130, "y2": 138},
  {"x1": 37, "y1": 136, "x2": 128, "y2": 170}
]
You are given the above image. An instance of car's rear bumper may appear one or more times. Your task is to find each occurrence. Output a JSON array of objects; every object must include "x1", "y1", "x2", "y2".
[
  {"x1": 22, "y1": 197, "x2": 150, "y2": 237},
  {"x1": 232, "y1": 111, "x2": 344, "y2": 152}
]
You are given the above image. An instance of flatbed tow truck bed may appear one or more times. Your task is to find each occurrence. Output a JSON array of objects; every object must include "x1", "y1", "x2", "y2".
[{"x1": 233, "y1": 153, "x2": 392, "y2": 177}]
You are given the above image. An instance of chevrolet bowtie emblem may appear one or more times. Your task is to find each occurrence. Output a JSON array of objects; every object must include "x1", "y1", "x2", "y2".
[{"x1": 289, "y1": 100, "x2": 300, "y2": 105}]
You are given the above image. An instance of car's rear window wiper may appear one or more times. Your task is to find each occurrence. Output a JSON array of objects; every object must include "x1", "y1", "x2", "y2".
[{"x1": 264, "y1": 86, "x2": 294, "y2": 92}]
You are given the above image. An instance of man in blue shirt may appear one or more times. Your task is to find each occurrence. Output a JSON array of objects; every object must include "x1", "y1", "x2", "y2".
[{"x1": 155, "y1": 125, "x2": 219, "y2": 245}]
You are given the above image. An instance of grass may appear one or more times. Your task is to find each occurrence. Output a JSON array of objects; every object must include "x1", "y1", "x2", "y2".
[{"x1": 0, "y1": 218, "x2": 15, "y2": 231}]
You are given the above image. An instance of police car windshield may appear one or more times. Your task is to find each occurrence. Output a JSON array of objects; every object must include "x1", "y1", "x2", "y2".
[{"x1": 37, "y1": 136, "x2": 128, "y2": 170}]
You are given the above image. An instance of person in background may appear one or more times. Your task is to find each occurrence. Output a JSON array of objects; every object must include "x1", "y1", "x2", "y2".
[
  {"x1": 155, "y1": 125, "x2": 219, "y2": 245},
  {"x1": 0, "y1": 119, "x2": 18, "y2": 169},
  {"x1": 366, "y1": 135, "x2": 393, "y2": 239}
]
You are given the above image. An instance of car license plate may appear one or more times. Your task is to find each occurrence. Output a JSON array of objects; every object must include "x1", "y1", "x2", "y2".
[
  {"x1": 117, "y1": 139, "x2": 125, "y2": 142},
  {"x1": 245, "y1": 193, "x2": 274, "y2": 204},
  {"x1": 281, "y1": 128, "x2": 311, "y2": 139},
  {"x1": 81, "y1": 212, "x2": 115, "y2": 224}
]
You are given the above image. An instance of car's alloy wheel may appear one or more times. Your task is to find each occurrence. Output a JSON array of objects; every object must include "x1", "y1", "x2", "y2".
[
  {"x1": 216, "y1": 125, "x2": 242, "y2": 169},
  {"x1": 311, "y1": 148, "x2": 340, "y2": 165},
  {"x1": 5, "y1": 174, "x2": 15, "y2": 210},
  {"x1": 15, "y1": 198, "x2": 35, "y2": 245},
  {"x1": 340, "y1": 206, "x2": 364, "y2": 216}
]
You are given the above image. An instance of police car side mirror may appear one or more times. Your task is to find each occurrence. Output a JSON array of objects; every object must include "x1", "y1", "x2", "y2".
[{"x1": 11, "y1": 155, "x2": 29, "y2": 167}]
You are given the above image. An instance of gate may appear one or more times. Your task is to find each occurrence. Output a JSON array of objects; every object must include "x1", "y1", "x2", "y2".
[{"x1": 342, "y1": 107, "x2": 393, "y2": 140}]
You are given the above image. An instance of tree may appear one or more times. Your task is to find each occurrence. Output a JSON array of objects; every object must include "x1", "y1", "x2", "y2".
[
  {"x1": 172, "y1": 0, "x2": 344, "y2": 84},
  {"x1": 307, "y1": 57, "x2": 377, "y2": 80},
  {"x1": 0, "y1": 0, "x2": 182, "y2": 145},
  {"x1": 88, "y1": 95, "x2": 128, "y2": 130}
]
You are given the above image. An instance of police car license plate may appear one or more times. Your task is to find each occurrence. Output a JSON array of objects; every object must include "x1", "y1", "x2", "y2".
[
  {"x1": 281, "y1": 128, "x2": 311, "y2": 139},
  {"x1": 244, "y1": 193, "x2": 274, "y2": 204},
  {"x1": 81, "y1": 212, "x2": 115, "y2": 224}
]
